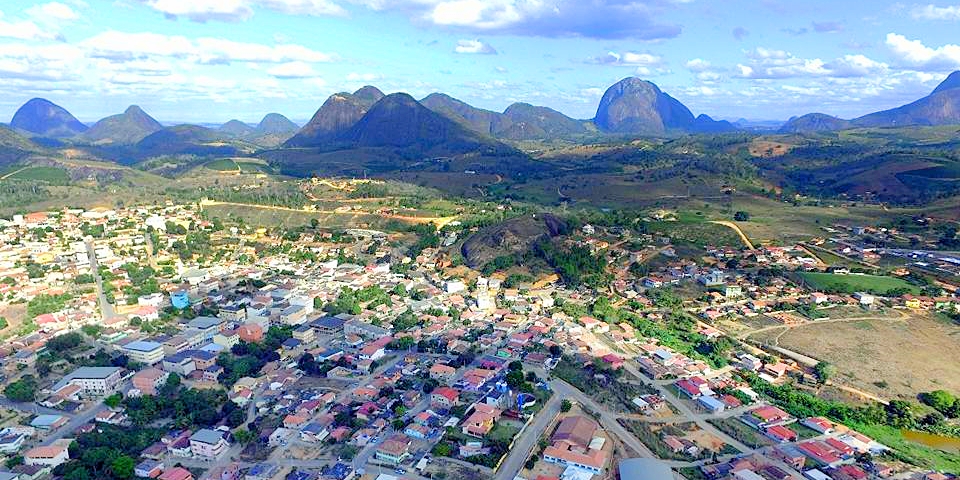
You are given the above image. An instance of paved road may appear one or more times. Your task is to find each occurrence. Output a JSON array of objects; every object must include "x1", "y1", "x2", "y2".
[
  {"x1": 494, "y1": 392, "x2": 562, "y2": 480},
  {"x1": 0, "y1": 398, "x2": 71, "y2": 417},
  {"x1": 40, "y1": 379, "x2": 131, "y2": 446},
  {"x1": 85, "y1": 239, "x2": 118, "y2": 322}
]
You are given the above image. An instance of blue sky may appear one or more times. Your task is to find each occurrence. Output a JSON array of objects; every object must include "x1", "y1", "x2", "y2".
[{"x1": 1, "y1": 0, "x2": 960, "y2": 124}]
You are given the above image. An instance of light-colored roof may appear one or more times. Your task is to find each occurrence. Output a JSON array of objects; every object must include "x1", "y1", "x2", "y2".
[
  {"x1": 190, "y1": 428, "x2": 225, "y2": 445},
  {"x1": 618, "y1": 458, "x2": 673, "y2": 480}
]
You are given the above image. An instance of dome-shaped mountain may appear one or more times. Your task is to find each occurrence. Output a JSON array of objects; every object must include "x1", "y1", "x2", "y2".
[
  {"x1": 594, "y1": 78, "x2": 695, "y2": 135},
  {"x1": 852, "y1": 72, "x2": 960, "y2": 128},
  {"x1": 498, "y1": 103, "x2": 588, "y2": 140},
  {"x1": 420, "y1": 93, "x2": 510, "y2": 136},
  {"x1": 285, "y1": 86, "x2": 385, "y2": 147},
  {"x1": 11, "y1": 98, "x2": 88, "y2": 138},
  {"x1": 781, "y1": 70, "x2": 960, "y2": 132},
  {"x1": 255, "y1": 113, "x2": 298, "y2": 135},
  {"x1": 218, "y1": 119, "x2": 256, "y2": 137},
  {"x1": 82, "y1": 105, "x2": 162, "y2": 144},
  {"x1": 779, "y1": 113, "x2": 852, "y2": 133},
  {"x1": 339, "y1": 93, "x2": 503, "y2": 154}
]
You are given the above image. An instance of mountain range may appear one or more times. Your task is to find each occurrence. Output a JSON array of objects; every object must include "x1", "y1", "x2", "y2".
[
  {"x1": 6, "y1": 71, "x2": 960, "y2": 159},
  {"x1": 781, "y1": 71, "x2": 960, "y2": 133}
]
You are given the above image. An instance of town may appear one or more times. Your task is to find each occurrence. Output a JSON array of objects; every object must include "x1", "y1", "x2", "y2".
[{"x1": 0, "y1": 190, "x2": 957, "y2": 480}]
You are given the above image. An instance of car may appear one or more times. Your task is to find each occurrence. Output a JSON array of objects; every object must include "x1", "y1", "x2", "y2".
[{"x1": 395, "y1": 468, "x2": 406, "y2": 474}]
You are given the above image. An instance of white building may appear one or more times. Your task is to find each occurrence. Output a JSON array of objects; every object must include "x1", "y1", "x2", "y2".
[
  {"x1": 122, "y1": 340, "x2": 165, "y2": 365},
  {"x1": 52, "y1": 367, "x2": 123, "y2": 398}
]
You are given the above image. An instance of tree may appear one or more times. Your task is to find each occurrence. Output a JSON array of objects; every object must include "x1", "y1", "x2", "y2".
[
  {"x1": 560, "y1": 399, "x2": 572, "y2": 412},
  {"x1": 104, "y1": 393, "x2": 123, "y2": 409},
  {"x1": 548, "y1": 345, "x2": 562, "y2": 357},
  {"x1": 233, "y1": 429, "x2": 254, "y2": 444},
  {"x1": 813, "y1": 361, "x2": 836, "y2": 383},
  {"x1": 734, "y1": 211, "x2": 750, "y2": 221},
  {"x1": 4, "y1": 376, "x2": 37, "y2": 402},
  {"x1": 919, "y1": 390, "x2": 958, "y2": 416},
  {"x1": 110, "y1": 455, "x2": 135, "y2": 479}
]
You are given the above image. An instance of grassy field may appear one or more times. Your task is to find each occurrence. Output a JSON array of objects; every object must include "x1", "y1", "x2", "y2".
[
  {"x1": 778, "y1": 313, "x2": 960, "y2": 399},
  {"x1": 797, "y1": 272, "x2": 920, "y2": 295},
  {"x1": 7, "y1": 166, "x2": 70, "y2": 183},
  {"x1": 850, "y1": 423, "x2": 960, "y2": 473},
  {"x1": 204, "y1": 158, "x2": 240, "y2": 171}
]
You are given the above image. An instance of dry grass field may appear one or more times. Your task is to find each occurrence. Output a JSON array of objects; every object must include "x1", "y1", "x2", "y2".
[{"x1": 778, "y1": 313, "x2": 960, "y2": 399}]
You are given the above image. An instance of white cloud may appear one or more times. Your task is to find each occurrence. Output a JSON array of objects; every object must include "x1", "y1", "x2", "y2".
[
  {"x1": 685, "y1": 58, "x2": 712, "y2": 72},
  {"x1": 885, "y1": 32, "x2": 960, "y2": 70},
  {"x1": 140, "y1": 0, "x2": 253, "y2": 22},
  {"x1": 591, "y1": 51, "x2": 663, "y2": 66},
  {"x1": 454, "y1": 39, "x2": 497, "y2": 54},
  {"x1": 26, "y1": 2, "x2": 80, "y2": 22},
  {"x1": 267, "y1": 61, "x2": 316, "y2": 78},
  {"x1": 735, "y1": 47, "x2": 887, "y2": 79},
  {"x1": 911, "y1": 4, "x2": 960, "y2": 20},
  {"x1": 0, "y1": 11, "x2": 62, "y2": 41},
  {"x1": 253, "y1": 0, "x2": 346, "y2": 16},
  {"x1": 82, "y1": 31, "x2": 336, "y2": 64}
]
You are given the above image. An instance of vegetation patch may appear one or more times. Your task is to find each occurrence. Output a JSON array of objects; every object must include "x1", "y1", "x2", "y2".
[{"x1": 797, "y1": 272, "x2": 920, "y2": 295}]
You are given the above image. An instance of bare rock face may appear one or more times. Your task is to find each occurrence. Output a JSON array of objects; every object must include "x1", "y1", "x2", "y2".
[
  {"x1": 11, "y1": 98, "x2": 88, "y2": 138},
  {"x1": 285, "y1": 86, "x2": 385, "y2": 147},
  {"x1": 594, "y1": 77, "x2": 695, "y2": 135},
  {"x1": 461, "y1": 213, "x2": 568, "y2": 268}
]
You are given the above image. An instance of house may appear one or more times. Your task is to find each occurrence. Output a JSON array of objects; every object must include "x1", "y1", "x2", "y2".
[
  {"x1": 765, "y1": 425, "x2": 799, "y2": 443},
  {"x1": 133, "y1": 368, "x2": 170, "y2": 396},
  {"x1": 135, "y1": 459, "x2": 164, "y2": 478},
  {"x1": 159, "y1": 467, "x2": 194, "y2": 480},
  {"x1": 743, "y1": 406, "x2": 792, "y2": 429},
  {"x1": 374, "y1": 434, "x2": 412, "y2": 465},
  {"x1": 543, "y1": 415, "x2": 607, "y2": 475},
  {"x1": 30, "y1": 415, "x2": 67, "y2": 430},
  {"x1": 238, "y1": 323, "x2": 264, "y2": 343},
  {"x1": 23, "y1": 440, "x2": 71, "y2": 468},
  {"x1": 162, "y1": 352, "x2": 197, "y2": 376},
  {"x1": 245, "y1": 463, "x2": 281, "y2": 480},
  {"x1": 190, "y1": 429, "x2": 229, "y2": 458},
  {"x1": 462, "y1": 404, "x2": 502, "y2": 438},
  {"x1": 430, "y1": 387, "x2": 460, "y2": 409},
  {"x1": 802, "y1": 417, "x2": 835, "y2": 434},
  {"x1": 429, "y1": 364, "x2": 457, "y2": 384},
  {"x1": 698, "y1": 396, "x2": 726, "y2": 414},
  {"x1": 0, "y1": 429, "x2": 27, "y2": 454},
  {"x1": 311, "y1": 316, "x2": 346, "y2": 336}
]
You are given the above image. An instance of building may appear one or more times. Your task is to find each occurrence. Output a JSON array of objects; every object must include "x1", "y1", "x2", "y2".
[
  {"x1": 162, "y1": 353, "x2": 197, "y2": 376},
  {"x1": 159, "y1": 466, "x2": 194, "y2": 480},
  {"x1": 310, "y1": 316, "x2": 346, "y2": 336},
  {"x1": 133, "y1": 368, "x2": 170, "y2": 396},
  {"x1": 374, "y1": 434, "x2": 412, "y2": 465},
  {"x1": 430, "y1": 387, "x2": 459, "y2": 409},
  {"x1": 51, "y1": 366, "x2": 123, "y2": 398},
  {"x1": 190, "y1": 429, "x2": 229, "y2": 458},
  {"x1": 186, "y1": 317, "x2": 223, "y2": 343},
  {"x1": 429, "y1": 364, "x2": 457, "y2": 384},
  {"x1": 24, "y1": 440, "x2": 71, "y2": 468},
  {"x1": 135, "y1": 459, "x2": 164, "y2": 478},
  {"x1": 238, "y1": 323, "x2": 264, "y2": 343},
  {"x1": 123, "y1": 340, "x2": 166, "y2": 365},
  {"x1": 171, "y1": 290, "x2": 190, "y2": 309}
]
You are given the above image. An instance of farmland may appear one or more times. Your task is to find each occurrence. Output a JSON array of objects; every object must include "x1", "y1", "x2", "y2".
[{"x1": 778, "y1": 312, "x2": 960, "y2": 399}]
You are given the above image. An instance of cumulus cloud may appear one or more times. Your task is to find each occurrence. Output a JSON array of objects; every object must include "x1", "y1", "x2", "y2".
[
  {"x1": 911, "y1": 4, "x2": 960, "y2": 20},
  {"x1": 685, "y1": 58, "x2": 712, "y2": 72},
  {"x1": 26, "y1": 2, "x2": 81, "y2": 22},
  {"x1": 454, "y1": 39, "x2": 497, "y2": 54},
  {"x1": 885, "y1": 33, "x2": 960, "y2": 70},
  {"x1": 0, "y1": 10, "x2": 64, "y2": 41},
  {"x1": 82, "y1": 31, "x2": 336, "y2": 64},
  {"x1": 735, "y1": 47, "x2": 887, "y2": 79},
  {"x1": 591, "y1": 51, "x2": 663, "y2": 66},
  {"x1": 139, "y1": 0, "x2": 254, "y2": 22}
]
